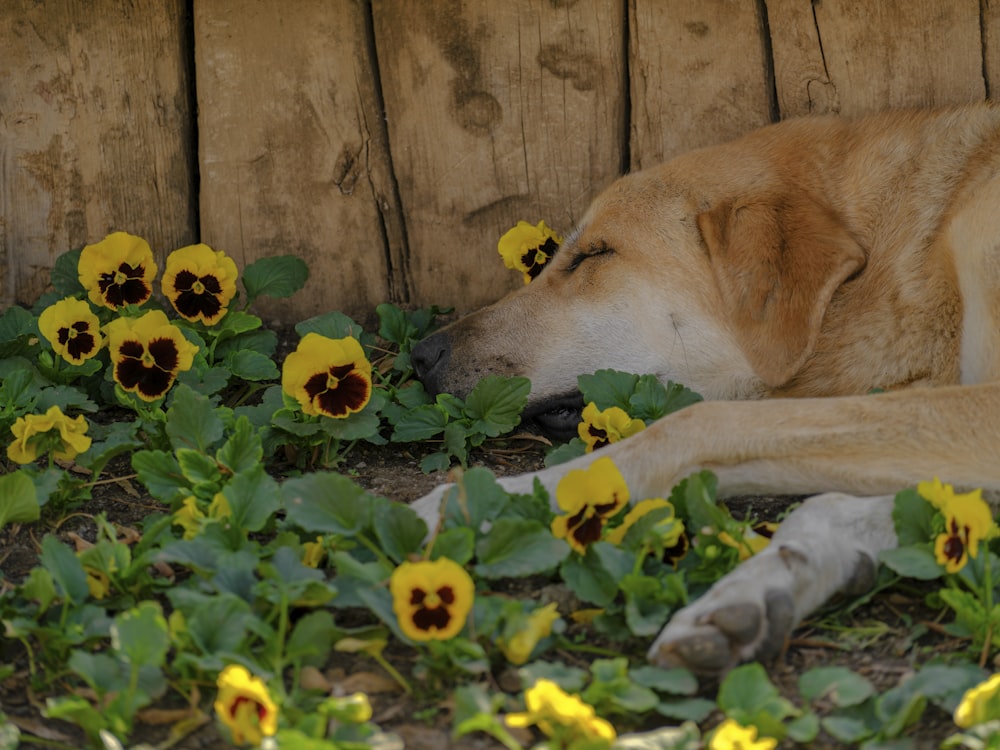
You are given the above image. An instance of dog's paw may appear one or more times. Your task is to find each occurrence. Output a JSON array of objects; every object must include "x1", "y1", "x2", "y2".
[
  {"x1": 648, "y1": 492, "x2": 894, "y2": 675},
  {"x1": 646, "y1": 544, "x2": 802, "y2": 674}
]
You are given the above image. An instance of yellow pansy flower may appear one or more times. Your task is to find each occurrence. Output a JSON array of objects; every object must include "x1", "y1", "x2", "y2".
[
  {"x1": 955, "y1": 672, "x2": 1000, "y2": 728},
  {"x1": 214, "y1": 664, "x2": 278, "y2": 745},
  {"x1": 551, "y1": 457, "x2": 629, "y2": 555},
  {"x1": 709, "y1": 719, "x2": 777, "y2": 750},
  {"x1": 499, "y1": 602, "x2": 560, "y2": 665},
  {"x1": 105, "y1": 310, "x2": 198, "y2": 401},
  {"x1": 282, "y1": 333, "x2": 372, "y2": 418},
  {"x1": 7, "y1": 405, "x2": 92, "y2": 464},
  {"x1": 578, "y1": 402, "x2": 645, "y2": 452},
  {"x1": 389, "y1": 557, "x2": 475, "y2": 642},
  {"x1": 498, "y1": 220, "x2": 562, "y2": 284},
  {"x1": 506, "y1": 678, "x2": 615, "y2": 745},
  {"x1": 162, "y1": 243, "x2": 239, "y2": 325},
  {"x1": 37, "y1": 297, "x2": 103, "y2": 364},
  {"x1": 78, "y1": 231, "x2": 157, "y2": 310}
]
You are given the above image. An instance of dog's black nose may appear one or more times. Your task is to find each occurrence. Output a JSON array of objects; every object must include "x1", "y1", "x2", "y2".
[{"x1": 411, "y1": 332, "x2": 451, "y2": 393}]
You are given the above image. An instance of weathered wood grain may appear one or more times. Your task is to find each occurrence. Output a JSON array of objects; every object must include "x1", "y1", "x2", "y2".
[
  {"x1": 372, "y1": 0, "x2": 626, "y2": 312},
  {"x1": 767, "y1": 0, "x2": 984, "y2": 117},
  {"x1": 195, "y1": 0, "x2": 405, "y2": 323},
  {"x1": 0, "y1": 0, "x2": 195, "y2": 308},
  {"x1": 629, "y1": 0, "x2": 773, "y2": 170}
]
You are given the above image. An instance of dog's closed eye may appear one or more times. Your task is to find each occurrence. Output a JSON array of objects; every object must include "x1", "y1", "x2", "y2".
[{"x1": 567, "y1": 242, "x2": 615, "y2": 272}]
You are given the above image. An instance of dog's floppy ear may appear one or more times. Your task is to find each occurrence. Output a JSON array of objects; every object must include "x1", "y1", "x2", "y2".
[{"x1": 697, "y1": 194, "x2": 865, "y2": 387}]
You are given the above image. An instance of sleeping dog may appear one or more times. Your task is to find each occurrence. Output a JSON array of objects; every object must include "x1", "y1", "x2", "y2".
[{"x1": 410, "y1": 105, "x2": 1000, "y2": 674}]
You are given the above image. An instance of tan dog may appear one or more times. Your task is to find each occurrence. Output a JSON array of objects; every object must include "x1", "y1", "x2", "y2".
[{"x1": 410, "y1": 105, "x2": 1000, "y2": 675}]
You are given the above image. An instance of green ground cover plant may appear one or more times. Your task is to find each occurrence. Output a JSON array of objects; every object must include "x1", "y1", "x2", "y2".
[{"x1": 2, "y1": 230, "x2": 1000, "y2": 749}]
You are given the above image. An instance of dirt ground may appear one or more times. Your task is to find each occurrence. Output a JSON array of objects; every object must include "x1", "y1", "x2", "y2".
[{"x1": 0, "y1": 436, "x2": 970, "y2": 749}]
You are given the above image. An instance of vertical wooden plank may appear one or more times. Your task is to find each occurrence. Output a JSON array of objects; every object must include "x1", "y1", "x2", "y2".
[
  {"x1": 196, "y1": 0, "x2": 405, "y2": 323},
  {"x1": 0, "y1": 0, "x2": 195, "y2": 308},
  {"x1": 767, "y1": 0, "x2": 984, "y2": 117},
  {"x1": 373, "y1": 0, "x2": 626, "y2": 313},
  {"x1": 629, "y1": 0, "x2": 773, "y2": 170}
]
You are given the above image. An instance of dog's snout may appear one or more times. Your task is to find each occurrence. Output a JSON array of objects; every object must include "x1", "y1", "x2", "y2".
[{"x1": 411, "y1": 332, "x2": 451, "y2": 394}]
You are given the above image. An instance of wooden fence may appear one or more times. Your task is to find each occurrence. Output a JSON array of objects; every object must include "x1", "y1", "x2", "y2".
[{"x1": 0, "y1": 0, "x2": 993, "y2": 323}]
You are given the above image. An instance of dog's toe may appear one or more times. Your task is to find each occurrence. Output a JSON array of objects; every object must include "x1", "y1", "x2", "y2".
[{"x1": 649, "y1": 626, "x2": 736, "y2": 673}]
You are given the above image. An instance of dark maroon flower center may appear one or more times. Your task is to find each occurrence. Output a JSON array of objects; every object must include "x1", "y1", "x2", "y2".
[
  {"x1": 409, "y1": 585, "x2": 456, "y2": 632},
  {"x1": 58, "y1": 321, "x2": 97, "y2": 359},
  {"x1": 566, "y1": 498, "x2": 621, "y2": 548},
  {"x1": 98, "y1": 262, "x2": 150, "y2": 307},
  {"x1": 114, "y1": 337, "x2": 182, "y2": 399},
  {"x1": 302, "y1": 363, "x2": 370, "y2": 417},
  {"x1": 172, "y1": 269, "x2": 226, "y2": 320},
  {"x1": 521, "y1": 237, "x2": 559, "y2": 280}
]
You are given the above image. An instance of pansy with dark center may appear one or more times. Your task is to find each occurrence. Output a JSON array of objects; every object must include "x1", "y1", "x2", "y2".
[
  {"x1": 213, "y1": 664, "x2": 278, "y2": 745},
  {"x1": 551, "y1": 456, "x2": 630, "y2": 555},
  {"x1": 282, "y1": 333, "x2": 372, "y2": 418},
  {"x1": 162, "y1": 243, "x2": 239, "y2": 325},
  {"x1": 498, "y1": 220, "x2": 563, "y2": 284},
  {"x1": 78, "y1": 232, "x2": 158, "y2": 310},
  {"x1": 578, "y1": 402, "x2": 645, "y2": 452},
  {"x1": 918, "y1": 478, "x2": 997, "y2": 574},
  {"x1": 37, "y1": 297, "x2": 103, "y2": 365},
  {"x1": 104, "y1": 310, "x2": 198, "y2": 401},
  {"x1": 390, "y1": 557, "x2": 474, "y2": 642}
]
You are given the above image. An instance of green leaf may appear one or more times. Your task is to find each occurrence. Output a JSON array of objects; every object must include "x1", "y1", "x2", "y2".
[
  {"x1": 718, "y1": 663, "x2": 798, "y2": 739},
  {"x1": 376, "y1": 302, "x2": 416, "y2": 347},
  {"x1": 224, "y1": 466, "x2": 281, "y2": 532},
  {"x1": 420, "y1": 451, "x2": 451, "y2": 473},
  {"x1": 0, "y1": 471, "x2": 39, "y2": 530},
  {"x1": 166, "y1": 385, "x2": 224, "y2": 452},
  {"x1": 655, "y1": 697, "x2": 717, "y2": 723},
  {"x1": 578, "y1": 369, "x2": 639, "y2": 411},
  {"x1": 295, "y1": 311, "x2": 370, "y2": 349},
  {"x1": 453, "y1": 684, "x2": 523, "y2": 750},
  {"x1": 112, "y1": 602, "x2": 170, "y2": 668},
  {"x1": 441, "y1": 467, "x2": 511, "y2": 531},
  {"x1": 0, "y1": 306, "x2": 37, "y2": 358},
  {"x1": 318, "y1": 404, "x2": 381, "y2": 441},
  {"x1": 474, "y1": 518, "x2": 569, "y2": 578},
  {"x1": 630, "y1": 376, "x2": 703, "y2": 422},
  {"x1": 51, "y1": 249, "x2": 85, "y2": 297},
  {"x1": 799, "y1": 667, "x2": 874, "y2": 708},
  {"x1": 374, "y1": 502, "x2": 428, "y2": 563},
  {"x1": 225, "y1": 349, "x2": 280, "y2": 381},
  {"x1": 544, "y1": 438, "x2": 587, "y2": 467},
  {"x1": 629, "y1": 665, "x2": 698, "y2": 696},
  {"x1": 132, "y1": 450, "x2": 188, "y2": 502},
  {"x1": 176, "y1": 448, "x2": 222, "y2": 488},
  {"x1": 390, "y1": 404, "x2": 448, "y2": 442},
  {"x1": 430, "y1": 527, "x2": 476, "y2": 565},
  {"x1": 283, "y1": 473, "x2": 374, "y2": 536},
  {"x1": 286, "y1": 610, "x2": 336, "y2": 667},
  {"x1": 879, "y1": 545, "x2": 943, "y2": 580},
  {"x1": 891, "y1": 487, "x2": 938, "y2": 546},
  {"x1": 39, "y1": 535, "x2": 89, "y2": 605},
  {"x1": 560, "y1": 547, "x2": 620, "y2": 607},
  {"x1": 242, "y1": 255, "x2": 309, "y2": 302},
  {"x1": 216, "y1": 417, "x2": 263, "y2": 474},
  {"x1": 43, "y1": 695, "x2": 108, "y2": 739},
  {"x1": 463, "y1": 375, "x2": 530, "y2": 437},
  {"x1": 621, "y1": 572, "x2": 686, "y2": 636}
]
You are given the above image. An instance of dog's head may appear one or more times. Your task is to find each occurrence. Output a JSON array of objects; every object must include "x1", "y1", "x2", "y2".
[{"x1": 413, "y1": 156, "x2": 865, "y2": 436}]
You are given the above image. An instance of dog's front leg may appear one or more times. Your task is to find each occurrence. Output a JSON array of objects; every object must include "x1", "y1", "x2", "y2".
[{"x1": 648, "y1": 492, "x2": 897, "y2": 674}]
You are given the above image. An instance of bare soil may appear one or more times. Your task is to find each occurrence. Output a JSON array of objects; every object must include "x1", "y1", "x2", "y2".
[{"x1": 0, "y1": 437, "x2": 972, "y2": 748}]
